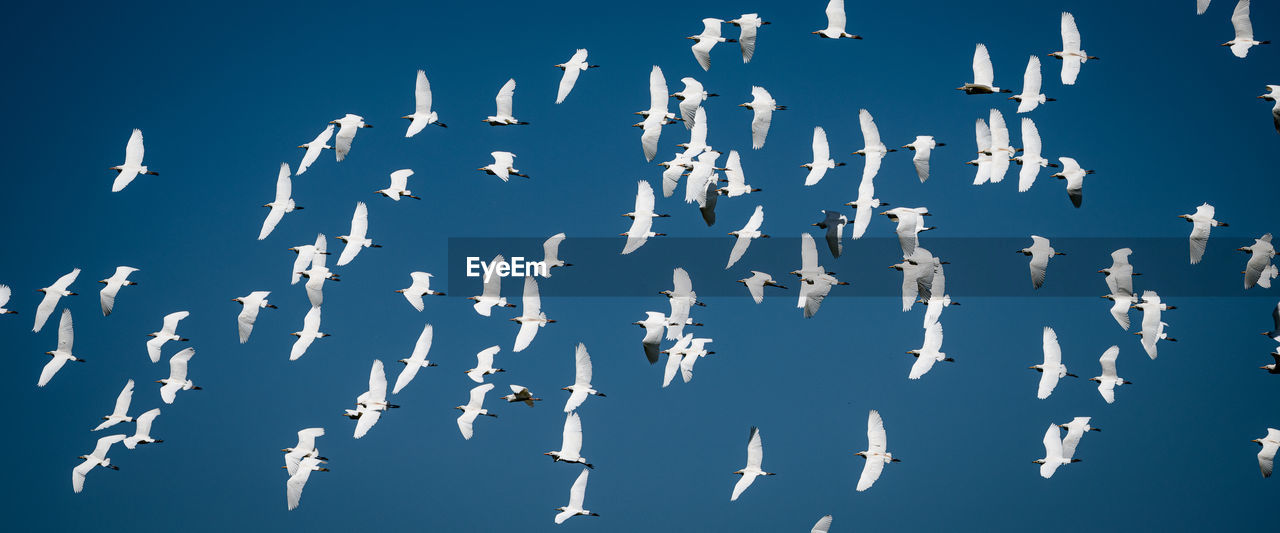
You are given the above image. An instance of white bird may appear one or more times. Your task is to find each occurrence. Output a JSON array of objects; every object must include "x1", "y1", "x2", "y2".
[
  {"x1": 535, "y1": 233, "x2": 572, "y2": 278},
  {"x1": 123, "y1": 408, "x2": 161, "y2": 449},
  {"x1": 740, "y1": 87, "x2": 783, "y2": 149},
  {"x1": 854, "y1": 109, "x2": 896, "y2": 181},
  {"x1": 336, "y1": 202, "x2": 381, "y2": 266},
  {"x1": 145, "y1": 311, "x2": 189, "y2": 363},
  {"x1": 33, "y1": 268, "x2": 79, "y2": 333},
  {"x1": 546, "y1": 411, "x2": 593, "y2": 468},
  {"x1": 1180, "y1": 203, "x2": 1228, "y2": 264},
  {"x1": 287, "y1": 234, "x2": 326, "y2": 285},
  {"x1": 855, "y1": 410, "x2": 900, "y2": 491},
  {"x1": 347, "y1": 359, "x2": 398, "y2": 439},
  {"x1": 467, "y1": 346, "x2": 505, "y2": 383},
  {"x1": 329, "y1": 114, "x2": 372, "y2": 162},
  {"x1": 1133, "y1": 290, "x2": 1177, "y2": 359},
  {"x1": 1013, "y1": 118, "x2": 1057, "y2": 192},
  {"x1": 634, "y1": 67, "x2": 678, "y2": 161},
  {"x1": 392, "y1": 323, "x2": 436, "y2": 394},
  {"x1": 295, "y1": 125, "x2": 333, "y2": 175},
  {"x1": 1032, "y1": 327, "x2": 1078, "y2": 399},
  {"x1": 1240, "y1": 234, "x2": 1277, "y2": 289},
  {"x1": 731, "y1": 426, "x2": 775, "y2": 501},
  {"x1": 478, "y1": 151, "x2": 528, "y2": 182},
  {"x1": 484, "y1": 78, "x2": 528, "y2": 125},
  {"x1": 1260, "y1": 85, "x2": 1280, "y2": 134},
  {"x1": 958, "y1": 44, "x2": 1011, "y2": 94},
  {"x1": 903, "y1": 135, "x2": 943, "y2": 183},
  {"x1": 1253, "y1": 428, "x2": 1280, "y2": 477},
  {"x1": 969, "y1": 118, "x2": 993, "y2": 185},
  {"x1": 811, "y1": 515, "x2": 834, "y2": 533},
  {"x1": 468, "y1": 255, "x2": 517, "y2": 316},
  {"x1": 502, "y1": 384, "x2": 541, "y2": 406},
  {"x1": 633, "y1": 311, "x2": 668, "y2": 365},
  {"x1": 289, "y1": 306, "x2": 328, "y2": 361},
  {"x1": 813, "y1": 210, "x2": 847, "y2": 259},
  {"x1": 908, "y1": 322, "x2": 952, "y2": 380},
  {"x1": 678, "y1": 106, "x2": 712, "y2": 158},
  {"x1": 881, "y1": 207, "x2": 934, "y2": 258},
  {"x1": 797, "y1": 276, "x2": 841, "y2": 319},
  {"x1": 1224, "y1": 0, "x2": 1269, "y2": 58},
  {"x1": 791, "y1": 234, "x2": 848, "y2": 318},
  {"x1": 1090, "y1": 346, "x2": 1130, "y2": 404},
  {"x1": 1263, "y1": 349, "x2": 1280, "y2": 374},
  {"x1": 512, "y1": 277, "x2": 554, "y2": 352},
  {"x1": 802, "y1": 126, "x2": 844, "y2": 186},
  {"x1": 0, "y1": 284, "x2": 14, "y2": 315},
  {"x1": 1051, "y1": 12, "x2": 1099, "y2": 84},
  {"x1": 920, "y1": 258, "x2": 957, "y2": 327},
  {"x1": 93, "y1": 379, "x2": 135, "y2": 431},
  {"x1": 455, "y1": 383, "x2": 497, "y2": 440},
  {"x1": 554, "y1": 469, "x2": 598, "y2": 524},
  {"x1": 286, "y1": 456, "x2": 329, "y2": 511},
  {"x1": 729, "y1": 14, "x2": 769, "y2": 62},
  {"x1": 844, "y1": 175, "x2": 885, "y2": 240},
  {"x1": 397, "y1": 272, "x2": 445, "y2": 311},
  {"x1": 232, "y1": 291, "x2": 275, "y2": 344},
  {"x1": 563, "y1": 343, "x2": 604, "y2": 413},
  {"x1": 813, "y1": 0, "x2": 862, "y2": 39},
  {"x1": 109, "y1": 129, "x2": 159, "y2": 192},
  {"x1": 718, "y1": 150, "x2": 760, "y2": 197},
  {"x1": 672, "y1": 77, "x2": 713, "y2": 131},
  {"x1": 726, "y1": 206, "x2": 768, "y2": 269},
  {"x1": 621, "y1": 181, "x2": 668, "y2": 255},
  {"x1": 259, "y1": 163, "x2": 301, "y2": 240},
  {"x1": 376, "y1": 169, "x2": 420, "y2": 200},
  {"x1": 158, "y1": 347, "x2": 200, "y2": 404},
  {"x1": 554, "y1": 49, "x2": 598, "y2": 104},
  {"x1": 1264, "y1": 301, "x2": 1280, "y2": 341},
  {"x1": 1011, "y1": 55, "x2": 1054, "y2": 113},
  {"x1": 684, "y1": 149, "x2": 721, "y2": 208},
  {"x1": 678, "y1": 337, "x2": 715, "y2": 384},
  {"x1": 1058, "y1": 417, "x2": 1100, "y2": 461},
  {"x1": 735, "y1": 272, "x2": 785, "y2": 305},
  {"x1": 1100, "y1": 248, "x2": 1139, "y2": 330},
  {"x1": 1018, "y1": 235, "x2": 1066, "y2": 290},
  {"x1": 1051, "y1": 157, "x2": 1095, "y2": 208},
  {"x1": 891, "y1": 248, "x2": 937, "y2": 312},
  {"x1": 39, "y1": 309, "x2": 82, "y2": 387},
  {"x1": 403, "y1": 69, "x2": 446, "y2": 136},
  {"x1": 1034, "y1": 424, "x2": 1078, "y2": 478},
  {"x1": 72, "y1": 434, "x2": 125, "y2": 493},
  {"x1": 1199, "y1": 0, "x2": 1213, "y2": 15},
  {"x1": 300, "y1": 245, "x2": 339, "y2": 308},
  {"x1": 663, "y1": 268, "x2": 704, "y2": 341},
  {"x1": 283, "y1": 427, "x2": 327, "y2": 476},
  {"x1": 985, "y1": 109, "x2": 1014, "y2": 184},
  {"x1": 637, "y1": 113, "x2": 666, "y2": 162},
  {"x1": 98, "y1": 266, "x2": 139, "y2": 316},
  {"x1": 658, "y1": 151, "x2": 695, "y2": 197},
  {"x1": 688, "y1": 18, "x2": 736, "y2": 71},
  {"x1": 661, "y1": 334, "x2": 693, "y2": 388}
]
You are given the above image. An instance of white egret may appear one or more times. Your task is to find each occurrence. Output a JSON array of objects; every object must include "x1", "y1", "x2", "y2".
[
  {"x1": 295, "y1": 125, "x2": 333, "y2": 175},
  {"x1": 554, "y1": 49, "x2": 598, "y2": 104},
  {"x1": 958, "y1": 44, "x2": 1011, "y2": 94},
  {"x1": 737, "y1": 272, "x2": 785, "y2": 305},
  {"x1": 286, "y1": 456, "x2": 328, "y2": 511},
  {"x1": 854, "y1": 109, "x2": 895, "y2": 182},
  {"x1": 512, "y1": 277, "x2": 554, "y2": 352},
  {"x1": 663, "y1": 268, "x2": 703, "y2": 340},
  {"x1": 1034, "y1": 424, "x2": 1078, "y2": 478},
  {"x1": 1099, "y1": 248, "x2": 1139, "y2": 330},
  {"x1": 903, "y1": 136, "x2": 943, "y2": 183},
  {"x1": 347, "y1": 359, "x2": 398, "y2": 439},
  {"x1": 658, "y1": 151, "x2": 694, "y2": 197},
  {"x1": 908, "y1": 322, "x2": 952, "y2": 380},
  {"x1": 678, "y1": 337, "x2": 715, "y2": 383},
  {"x1": 891, "y1": 248, "x2": 937, "y2": 312},
  {"x1": 0, "y1": 284, "x2": 14, "y2": 315},
  {"x1": 502, "y1": 384, "x2": 541, "y2": 406},
  {"x1": 985, "y1": 109, "x2": 1014, "y2": 184},
  {"x1": 336, "y1": 202, "x2": 381, "y2": 266},
  {"x1": 455, "y1": 383, "x2": 497, "y2": 440},
  {"x1": 1262, "y1": 349, "x2": 1280, "y2": 374},
  {"x1": 468, "y1": 254, "x2": 517, "y2": 316},
  {"x1": 546, "y1": 411, "x2": 593, "y2": 468},
  {"x1": 678, "y1": 106, "x2": 712, "y2": 154},
  {"x1": 39, "y1": 309, "x2": 82, "y2": 387},
  {"x1": 1239, "y1": 233, "x2": 1276, "y2": 289},
  {"x1": 123, "y1": 408, "x2": 162, "y2": 449},
  {"x1": 1224, "y1": 0, "x2": 1269, "y2": 58},
  {"x1": 1058, "y1": 417, "x2": 1100, "y2": 461},
  {"x1": 397, "y1": 272, "x2": 445, "y2": 311},
  {"x1": 1179, "y1": 203, "x2": 1228, "y2": 264},
  {"x1": 803, "y1": 126, "x2": 844, "y2": 186},
  {"x1": 813, "y1": 0, "x2": 861, "y2": 39},
  {"x1": 634, "y1": 66, "x2": 679, "y2": 161},
  {"x1": 621, "y1": 181, "x2": 668, "y2": 255},
  {"x1": 1013, "y1": 118, "x2": 1056, "y2": 192},
  {"x1": 283, "y1": 427, "x2": 326, "y2": 476},
  {"x1": 716, "y1": 150, "x2": 759, "y2": 198},
  {"x1": 404, "y1": 69, "x2": 446, "y2": 136},
  {"x1": 1132, "y1": 291, "x2": 1177, "y2": 359},
  {"x1": 540, "y1": 233, "x2": 571, "y2": 277},
  {"x1": 299, "y1": 239, "x2": 338, "y2": 308},
  {"x1": 98, "y1": 266, "x2": 139, "y2": 316},
  {"x1": 637, "y1": 114, "x2": 665, "y2": 162},
  {"x1": 478, "y1": 151, "x2": 528, "y2": 181},
  {"x1": 287, "y1": 234, "x2": 326, "y2": 285},
  {"x1": 554, "y1": 469, "x2": 598, "y2": 524},
  {"x1": 1255, "y1": 428, "x2": 1280, "y2": 477},
  {"x1": 1011, "y1": 55, "x2": 1054, "y2": 112},
  {"x1": 688, "y1": 18, "x2": 735, "y2": 71},
  {"x1": 727, "y1": 206, "x2": 768, "y2": 269},
  {"x1": 1051, "y1": 157, "x2": 1095, "y2": 208},
  {"x1": 731, "y1": 426, "x2": 775, "y2": 501},
  {"x1": 856, "y1": 410, "x2": 899, "y2": 491},
  {"x1": 1050, "y1": 12, "x2": 1099, "y2": 84},
  {"x1": 813, "y1": 210, "x2": 847, "y2": 259},
  {"x1": 633, "y1": 311, "x2": 668, "y2": 364},
  {"x1": 392, "y1": 323, "x2": 436, "y2": 394},
  {"x1": 232, "y1": 291, "x2": 275, "y2": 344},
  {"x1": 729, "y1": 14, "x2": 769, "y2": 62},
  {"x1": 1263, "y1": 301, "x2": 1279, "y2": 340},
  {"x1": 684, "y1": 149, "x2": 720, "y2": 206},
  {"x1": 93, "y1": 379, "x2": 135, "y2": 431},
  {"x1": 33, "y1": 268, "x2": 79, "y2": 333},
  {"x1": 661, "y1": 334, "x2": 693, "y2": 388},
  {"x1": 110, "y1": 129, "x2": 159, "y2": 192},
  {"x1": 484, "y1": 78, "x2": 528, "y2": 125},
  {"x1": 563, "y1": 343, "x2": 604, "y2": 413},
  {"x1": 740, "y1": 86, "x2": 783, "y2": 149},
  {"x1": 146, "y1": 311, "x2": 189, "y2": 363},
  {"x1": 72, "y1": 434, "x2": 125, "y2": 493},
  {"x1": 467, "y1": 346, "x2": 505, "y2": 383},
  {"x1": 376, "y1": 169, "x2": 419, "y2": 200},
  {"x1": 158, "y1": 347, "x2": 200, "y2": 404},
  {"x1": 791, "y1": 234, "x2": 848, "y2": 318},
  {"x1": 921, "y1": 260, "x2": 956, "y2": 328},
  {"x1": 1018, "y1": 235, "x2": 1066, "y2": 289},
  {"x1": 259, "y1": 163, "x2": 300, "y2": 240},
  {"x1": 1260, "y1": 85, "x2": 1280, "y2": 133},
  {"x1": 289, "y1": 306, "x2": 328, "y2": 361},
  {"x1": 844, "y1": 175, "x2": 885, "y2": 240},
  {"x1": 969, "y1": 118, "x2": 993, "y2": 185},
  {"x1": 329, "y1": 113, "x2": 371, "y2": 162},
  {"x1": 881, "y1": 207, "x2": 934, "y2": 258},
  {"x1": 1091, "y1": 346, "x2": 1130, "y2": 404},
  {"x1": 1032, "y1": 327, "x2": 1078, "y2": 399}
]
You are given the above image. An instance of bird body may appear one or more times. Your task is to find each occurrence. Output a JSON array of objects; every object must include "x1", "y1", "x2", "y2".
[
  {"x1": 501, "y1": 384, "x2": 541, "y2": 406},
  {"x1": 403, "y1": 69, "x2": 445, "y2": 136},
  {"x1": 283, "y1": 427, "x2": 326, "y2": 476},
  {"x1": 1050, "y1": 12, "x2": 1099, "y2": 84},
  {"x1": 349, "y1": 360, "x2": 397, "y2": 439},
  {"x1": 726, "y1": 206, "x2": 767, "y2": 268},
  {"x1": 398, "y1": 272, "x2": 444, "y2": 311},
  {"x1": 803, "y1": 126, "x2": 843, "y2": 186},
  {"x1": 479, "y1": 151, "x2": 527, "y2": 181},
  {"x1": 555, "y1": 49, "x2": 596, "y2": 104},
  {"x1": 540, "y1": 233, "x2": 571, "y2": 276},
  {"x1": 554, "y1": 469, "x2": 598, "y2": 524},
  {"x1": 814, "y1": 0, "x2": 861, "y2": 39},
  {"x1": 392, "y1": 323, "x2": 437, "y2": 394},
  {"x1": 512, "y1": 276, "x2": 553, "y2": 352},
  {"x1": 1224, "y1": 0, "x2": 1269, "y2": 58},
  {"x1": 903, "y1": 135, "x2": 942, "y2": 183},
  {"x1": 469, "y1": 254, "x2": 517, "y2": 316},
  {"x1": 1013, "y1": 118, "x2": 1056, "y2": 192},
  {"x1": 1180, "y1": 203, "x2": 1227, "y2": 264},
  {"x1": 908, "y1": 322, "x2": 951, "y2": 379},
  {"x1": 622, "y1": 181, "x2": 667, "y2": 255},
  {"x1": 1058, "y1": 417, "x2": 1100, "y2": 460},
  {"x1": 740, "y1": 87, "x2": 782, "y2": 148},
  {"x1": 854, "y1": 109, "x2": 895, "y2": 182},
  {"x1": 1011, "y1": 55, "x2": 1053, "y2": 112},
  {"x1": 146, "y1": 310, "x2": 189, "y2": 363},
  {"x1": 72, "y1": 434, "x2": 126, "y2": 493},
  {"x1": 467, "y1": 346, "x2": 505, "y2": 383},
  {"x1": 484, "y1": 78, "x2": 527, "y2": 125},
  {"x1": 1035, "y1": 424, "x2": 1078, "y2": 478},
  {"x1": 286, "y1": 456, "x2": 328, "y2": 510},
  {"x1": 376, "y1": 169, "x2": 419, "y2": 200},
  {"x1": 737, "y1": 271, "x2": 785, "y2": 304},
  {"x1": 958, "y1": 44, "x2": 1010, "y2": 94},
  {"x1": 729, "y1": 14, "x2": 768, "y2": 62},
  {"x1": 1091, "y1": 346, "x2": 1130, "y2": 403},
  {"x1": 1100, "y1": 248, "x2": 1138, "y2": 330},
  {"x1": 1260, "y1": 85, "x2": 1280, "y2": 134},
  {"x1": 689, "y1": 18, "x2": 735, "y2": 71},
  {"x1": 1240, "y1": 234, "x2": 1276, "y2": 289},
  {"x1": 545, "y1": 411, "x2": 592, "y2": 468},
  {"x1": 289, "y1": 306, "x2": 328, "y2": 361},
  {"x1": 123, "y1": 408, "x2": 161, "y2": 449},
  {"x1": 1019, "y1": 235, "x2": 1065, "y2": 289},
  {"x1": 1051, "y1": 156, "x2": 1094, "y2": 208},
  {"x1": 1254, "y1": 428, "x2": 1280, "y2": 477}
]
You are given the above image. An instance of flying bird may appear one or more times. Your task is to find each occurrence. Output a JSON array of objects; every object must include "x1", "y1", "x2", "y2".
[
  {"x1": 283, "y1": 427, "x2": 326, "y2": 477},
  {"x1": 391, "y1": 323, "x2": 437, "y2": 394},
  {"x1": 122, "y1": 408, "x2": 161, "y2": 449},
  {"x1": 1223, "y1": 0, "x2": 1269, "y2": 58},
  {"x1": 466, "y1": 346, "x2": 505, "y2": 384},
  {"x1": 903, "y1": 136, "x2": 943, "y2": 183},
  {"x1": 1013, "y1": 118, "x2": 1056, "y2": 192},
  {"x1": 403, "y1": 69, "x2": 446, "y2": 136},
  {"x1": 287, "y1": 234, "x2": 326, "y2": 285},
  {"x1": 1132, "y1": 291, "x2": 1177, "y2": 359},
  {"x1": 1058, "y1": 417, "x2": 1100, "y2": 464},
  {"x1": 729, "y1": 14, "x2": 769, "y2": 62},
  {"x1": 958, "y1": 44, "x2": 1011, "y2": 94},
  {"x1": 98, "y1": 266, "x2": 139, "y2": 316},
  {"x1": 1034, "y1": 424, "x2": 1079, "y2": 478},
  {"x1": 299, "y1": 242, "x2": 338, "y2": 308},
  {"x1": 39, "y1": 309, "x2": 82, "y2": 387},
  {"x1": 376, "y1": 169, "x2": 419, "y2": 200},
  {"x1": 513, "y1": 277, "x2": 554, "y2": 352},
  {"x1": 158, "y1": 347, "x2": 200, "y2": 404},
  {"x1": 554, "y1": 469, "x2": 598, "y2": 524},
  {"x1": 853, "y1": 109, "x2": 895, "y2": 182},
  {"x1": 484, "y1": 78, "x2": 528, "y2": 125},
  {"x1": 891, "y1": 248, "x2": 938, "y2": 312},
  {"x1": 232, "y1": 291, "x2": 275, "y2": 344},
  {"x1": 661, "y1": 334, "x2": 694, "y2": 388},
  {"x1": 688, "y1": 18, "x2": 736, "y2": 71},
  {"x1": 844, "y1": 175, "x2": 885, "y2": 239},
  {"x1": 397, "y1": 272, "x2": 445, "y2": 311},
  {"x1": 540, "y1": 233, "x2": 572, "y2": 276},
  {"x1": 1090, "y1": 346, "x2": 1130, "y2": 404},
  {"x1": 633, "y1": 311, "x2": 668, "y2": 364},
  {"x1": 1261, "y1": 349, "x2": 1280, "y2": 374},
  {"x1": 1051, "y1": 157, "x2": 1095, "y2": 208},
  {"x1": 146, "y1": 311, "x2": 189, "y2": 363},
  {"x1": 1032, "y1": 327, "x2": 1078, "y2": 399},
  {"x1": 663, "y1": 268, "x2": 704, "y2": 341},
  {"x1": 908, "y1": 322, "x2": 952, "y2": 380},
  {"x1": 0, "y1": 284, "x2": 14, "y2": 315},
  {"x1": 1254, "y1": 428, "x2": 1280, "y2": 477},
  {"x1": 813, "y1": 210, "x2": 847, "y2": 259},
  {"x1": 813, "y1": 0, "x2": 861, "y2": 39},
  {"x1": 1263, "y1": 301, "x2": 1280, "y2": 341},
  {"x1": 736, "y1": 272, "x2": 785, "y2": 305},
  {"x1": 33, "y1": 268, "x2": 79, "y2": 333},
  {"x1": 881, "y1": 207, "x2": 934, "y2": 258},
  {"x1": 634, "y1": 66, "x2": 679, "y2": 161},
  {"x1": 969, "y1": 118, "x2": 993, "y2": 185},
  {"x1": 1011, "y1": 55, "x2": 1054, "y2": 112},
  {"x1": 289, "y1": 306, "x2": 328, "y2": 361},
  {"x1": 677, "y1": 337, "x2": 715, "y2": 384},
  {"x1": 1239, "y1": 233, "x2": 1276, "y2": 289},
  {"x1": 455, "y1": 383, "x2": 497, "y2": 440},
  {"x1": 72, "y1": 434, "x2": 125, "y2": 493},
  {"x1": 563, "y1": 343, "x2": 604, "y2": 413},
  {"x1": 985, "y1": 109, "x2": 1015, "y2": 184},
  {"x1": 286, "y1": 456, "x2": 329, "y2": 511},
  {"x1": 740, "y1": 86, "x2": 783, "y2": 149},
  {"x1": 468, "y1": 255, "x2": 517, "y2": 316},
  {"x1": 501, "y1": 385, "x2": 541, "y2": 406},
  {"x1": 1018, "y1": 235, "x2": 1066, "y2": 289},
  {"x1": 347, "y1": 359, "x2": 398, "y2": 439},
  {"x1": 545, "y1": 411, "x2": 593, "y2": 468},
  {"x1": 329, "y1": 114, "x2": 371, "y2": 162},
  {"x1": 336, "y1": 202, "x2": 380, "y2": 266},
  {"x1": 1260, "y1": 85, "x2": 1280, "y2": 133},
  {"x1": 295, "y1": 125, "x2": 333, "y2": 175},
  {"x1": 802, "y1": 126, "x2": 844, "y2": 186},
  {"x1": 1051, "y1": 12, "x2": 1099, "y2": 84},
  {"x1": 726, "y1": 206, "x2": 767, "y2": 268},
  {"x1": 672, "y1": 77, "x2": 713, "y2": 131},
  {"x1": 1180, "y1": 203, "x2": 1228, "y2": 264},
  {"x1": 621, "y1": 181, "x2": 668, "y2": 255},
  {"x1": 93, "y1": 379, "x2": 135, "y2": 431},
  {"x1": 478, "y1": 151, "x2": 528, "y2": 181},
  {"x1": 920, "y1": 259, "x2": 956, "y2": 328},
  {"x1": 791, "y1": 234, "x2": 848, "y2": 318},
  {"x1": 110, "y1": 129, "x2": 159, "y2": 192},
  {"x1": 1099, "y1": 248, "x2": 1139, "y2": 330},
  {"x1": 731, "y1": 426, "x2": 775, "y2": 501},
  {"x1": 554, "y1": 49, "x2": 598, "y2": 104},
  {"x1": 259, "y1": 162, "x2": 301, "y2": 240},
  {"x1": 856, "y1": 410, "x2": 900, "y2": 491}
]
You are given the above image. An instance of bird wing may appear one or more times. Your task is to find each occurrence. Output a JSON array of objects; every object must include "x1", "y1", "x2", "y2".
[
  {"x1": 128, "y1": 408, "x2": 159, "y2": 446},
  {"x1": 1022, "y1": 55, "x2": 1042, "y2": 95},
  {"x1": 727, "y1": 233, "x2": 755, "y2": 269},
  {"x1": 673, "y1": 267, "x2": 693, "y2": 297},
  {"x1": 72, "y1": 459, "x2": 92, "y2": 493},
  {"x1": 801, "y1": 233, "x2": 819, "y2": 272},
  {"x1": 1199, "y1": 0, "x2": 1212, "y2": 14},
  {"x1": 730, "y1": 472, "x2": 758, "y2": 501},
  {"x1": 1037, "y1": 370, "x2": 1060, "y2": 399},
  {"x1": 568, "y1": 469, "x2": 589, "y2": 509},
  {"x1": 867, "y1": 410, "x2": 888, "y2": 453},
  {"x1": 812, "y1": 126, "x2": 830, "y2": 162},
  {"x1": 622, "y1": 216, "x2": 652, "y2": 255},
  {"x1": 334, "y1": 120, "x2": 355, "y2": 161},
  {"x1": 1060, "y1": 424, "x2": 1084, "y2": 460},
  {"x1": 859, "y1": 109, "x2": 882, "y2": 148},
  {"x1": 923, "y1": 322, "x2": 944, "y2": 352},
  {"x1": 1060, "y1": 12, "x2": 1081, "y2": 53},
  {"x1": 556, "y1": 64, "x2": 582, "y2": 104},
  {"x1": 237, "y1": 302, "x2": 260, "y2": 344},
  {"x1": 38, "y1": 354, "x2": 69, "y2": 387},
  {"x1": 367, "y1": 359, "x2": 388, "y2": 403},
  {"x1": 912, "y1": 144, "x2": 932, "y2": 182},
  {"x1": 800, "y1": 278, "x2": 834, "y2": 318},
  {"x1": 161, "y1": 311, "x2": 189, "y2": 335},
  {"x1": 1060, "y1": 53, "x2": 1081, "y2": 85},
  {"x1": 92, "y1": 434, "x2": 127, "y2": 458},
  {"x1": 57, "y1": 308, "x2": 74, "y2": 353},
  {"x1": 1029, "y1": 253, "x2": 1049, "y2": 289},
  {"x1": 973, "y1": 43, "x2": 994, "y2": 86},
  {"x1": 124, "y1": 129, "x2": 145, "y2": 166},
  {"x1": 286, "y1": 464, "x2": 313, "y2": 510},
  {"x1": 290, "y1": 334, "x2": 315, "y2": 361},
  {"x1": 989, "y1": 110, "x2": 1009, "y2": 148},
  {"x1": 662, "y1": 347, "x2": 683, "y2": 387},
  {"x1": 0, "y1": 284, "x2": 8, "y2": 307},
  {"x1": 1099, "y1": 346, "x2": 1119, "y2": 378},
  {"x1": 522, "y1": 276, "x2": 541, "y2": 315},
  {"x1": 146, "y1": 337, "x2": 165, "y2": 363},
  {"x1": 481, "y1": 255, "x2": 505, "y2": 299},
  {"x1": 739, "y1": 24, "x2": 758, "y2": 63},
  {"x1": 297, "y1": 125, "x2": 332, "y2": 174},
  {"x1": 1042, "y1": 327, "x2": 1061, "y2": 366},
  {"x1": 259, "y1": 204, "x2": 287, "y2": 241},
  {"x1": 168, "y1": 347, "x2": 193, "y2": 382},
  {"x1": 543, "y1": 233, "x2": 566, "y2": 264},
  {"x1": 410, "y1": 323, "x2": 433, "y2": 362},
  {"x1": 389, "y1": 169, "x2": 412, "y2": 191},
  {"x1": 825, "y1": 0, "x2": 846, "y2": 31},
  {"x1": 562, "y1": 412, "x2": 584, "y2": 456},
  {"x1": 648, "y1": 66, "x2": 668, "y2": 112},
  {"x1": 475, "y1": 345, "x2": 499, "y2": 373},
  {"x1": 1189, "y1": 220, "x2": 1211, "y2": 264},
  {"x1": 297, "y1": 427, "x2": 324, "y2": 451},
  {"x1": 975, "y1": 119, "x2": 992, "y2": 152},
  {"x1": 111, "y1": 379, "x2": 135, "y2": 417},
  {"x1": 856, "y1": 457, "x2": 885, "y2": 492},
  {"x1": 496, "y1": 78, "x2": 516, "y2": 117},
  {"x1": 751, "y1": 106, "x2": 773, "y2": 149},
  {"x1": 688, "y1": 106, "x2": 708, "y2": 146},
  {"x1": 745, "y1": 426, "x2": 764, "y2": 469},
  {"x1": 391, "y1": 363, "x2": 419, "y2": 395},
  {"x1": 1261, "y1": 440, "x2": 1278, "y2": 477},
  {"x1": 1232, "y1": 0, "x2": 1253, "y2": 40},
  {"x1": 811, "y1": 515, "x2": 834, "y2": 533},
  {"x1": 640, "y1": 116, "x2": 661, "y2": 161},
  {"x1": 744, "y1": 276, "x2": 765, "y2": 304},
  {"x1": 414, "y1": 69, "x2": 432, "y2": 114},
  {"x1": 349, "y1": 201, "x2": 369, "y2": 240},
  {"x1": 468, "y1": 382, "x2": 495, "y2": 410},
  {"x1": 691, "y1": 39, "x2": 713, "y2": 71},
  {"x1": 634, "y1": 180, "x2": 656, "y2": 214},
  {"x1": 908, "y1": 352, "x2": 937, "y2": 380},
  {"x1": 574, "y1": 343, "x2": 593, "y2": 386},
  {"x1": 274, "y1": 162, "x2": 293, "y2": 203},
  {"x1": 1109, "y1": 298, "x2": 1132, "y2": 330}
]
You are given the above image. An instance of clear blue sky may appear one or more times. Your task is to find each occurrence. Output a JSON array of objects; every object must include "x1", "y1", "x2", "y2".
[{"x1": 2, "y1": 1, "x2": 1277, "y2": 531}]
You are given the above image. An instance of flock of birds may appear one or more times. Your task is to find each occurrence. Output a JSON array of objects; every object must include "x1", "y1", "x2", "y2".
[{"x1": 6, "y1": 0, "x2": 1279, "y2": 528}]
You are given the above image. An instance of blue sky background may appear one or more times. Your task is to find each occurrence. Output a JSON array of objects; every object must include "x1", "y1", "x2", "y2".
[{"x1": 1, "y1": 1, "x2": 1277, "y2": 530}]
